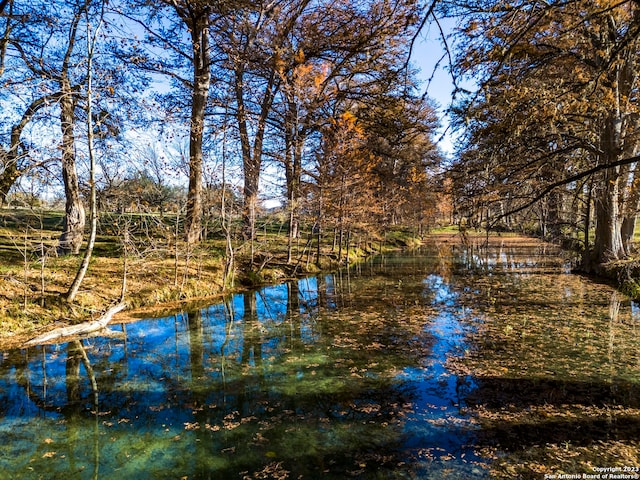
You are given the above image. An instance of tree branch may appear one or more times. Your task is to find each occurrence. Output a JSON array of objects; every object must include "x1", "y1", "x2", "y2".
[{"x1": 491, "y1": 154, "x2": 640, "y2": 227}]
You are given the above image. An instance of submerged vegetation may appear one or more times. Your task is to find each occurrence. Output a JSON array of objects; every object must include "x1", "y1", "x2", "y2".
[{"x1": 0, "y1": 242, "x2": 487, "y2": 479}]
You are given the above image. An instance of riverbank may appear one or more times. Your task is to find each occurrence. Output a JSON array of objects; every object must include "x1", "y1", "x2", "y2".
[{"x1": 0, "y1": 208, "x2": 427, "y2": 350}]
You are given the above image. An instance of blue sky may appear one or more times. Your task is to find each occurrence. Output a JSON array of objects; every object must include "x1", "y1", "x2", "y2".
[{"x1": 411, "y1": 18, "x2": 460, "y2": 156}]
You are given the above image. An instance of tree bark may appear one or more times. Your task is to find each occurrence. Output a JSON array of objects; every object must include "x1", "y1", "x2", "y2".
[
  {"x1": 620, "y1": 164, "x2": 640, "y2": 255},
  {"x1": 233, "y1": 65, "x2": 258, "y2": 245},
  {"x1": 593, "y1": 114, "x2": 626, "y2": 265},
  {"x1": 235, "y1": 61, "x2": 277, "y2": 244},
  {"x1": 58, "y1": 81, "x2": 86, "y2": 255},
  {"x1": 183, "y1": 9, "x2": 210, "y2": 244},
  {"x1": 593, "y1": 175, "x2": 624, "y2": 263},
  {"x1": 284, "y1": 100, "x2": 305, "y2": 263},
  {"x1": 0, "y1": 148, "x2": 19, "y2": 205},
  {"x1": 67, "y1": 10, "x2": 102, "y2": 303}
]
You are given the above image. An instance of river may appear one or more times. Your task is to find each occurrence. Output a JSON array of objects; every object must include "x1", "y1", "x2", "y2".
[{"x1": 0, "y1": 236, "x2": 638, "y2": 479}]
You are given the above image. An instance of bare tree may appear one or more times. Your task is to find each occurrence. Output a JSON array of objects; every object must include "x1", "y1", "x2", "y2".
[{"x1": 67, "y1": 0, "x2": 105, "y2": 302}]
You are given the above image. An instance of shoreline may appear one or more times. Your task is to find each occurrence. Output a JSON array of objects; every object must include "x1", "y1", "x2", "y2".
[{"x1": 2, "y1": 231, "x2": 633, "y2": 352}]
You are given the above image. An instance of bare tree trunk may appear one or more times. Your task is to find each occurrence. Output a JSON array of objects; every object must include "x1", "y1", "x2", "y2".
[
  {"x1": 621, "y1": 164, "x2": 640, "y2": 255},
  {"x1": 221, "y1": 108, "x2": 234, "y2": 290},
  {"x1": 0, "y1": 150, "x2": 19, "y2": 205},
  {"x1": 315, "y1": 187, "x2": 323, "y2": 267},
  {"x1": 581, "y1": 178, "x2": 593, "y2": 270},
  {"x1": 593, "y1": 168, "x2": 625, "y2": 263},
  {"x1": 593, "y1": 116, "x2": 626, "y2": 265},
  {"x1": 67, "y1": 7, "x2": 102, "y2": 302},
  {"x1": 58, "y1": 83, "x2": 85, "y2": 256},
  {"x1": 621, "y1": 154, "x2": 640, "y2": 255},
  {"x1": 23, "y1": 303, "x2": 126, "y2": 348},
  {"x1": 236, "y1": 64, "x2": 277, "y2": 246},
  {"x1": 183, "y1": 9, "x2": 211, "y2": 245},
  {"x1": 284, "y1": 99, "x2": 304, "y2": 263},
  {"x1": 120, "y1": 223, "x2": 129, "y2": 303},
  {"x1": 287, "y1": 196, "x2": 295, "y2": 264},
  {"x1": 54, "y1": 2, "x2": 87, "y2": 255}
]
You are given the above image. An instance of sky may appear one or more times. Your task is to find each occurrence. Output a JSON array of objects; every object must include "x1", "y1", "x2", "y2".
[{"x1": 410, "y1": 17, "x2": 461, "y2": 157}]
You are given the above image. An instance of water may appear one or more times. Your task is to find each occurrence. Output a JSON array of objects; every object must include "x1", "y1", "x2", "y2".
[{"x1": 1, "y1": 237, "x2": 639, "y2": 479}]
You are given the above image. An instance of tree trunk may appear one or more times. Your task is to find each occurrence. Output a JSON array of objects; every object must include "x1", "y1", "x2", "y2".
[
  {"x1": 287, "y1": 195, "x2": 295, "y2": 264},
  {"x1": 58, "y1": 81, "x2": 85, "y2": 255},
  {"x1": 236, "y1": 63, "x2": 277, "y2": 243},
  {"x1": 593, "y1": 168, "x2": 625, "y2": 264},
  {"x1": 622, "y1": 175, "x2": 640, "y2": 256},
  {"x1": 284, "y1": 123, "x2": 295, "y2": 264},
  {"x1": 220, "y1": 121, "x2": 235, "y2": 290},
  {"x1": 621, "y1": 216, "x2": 636, "y2": 254},
  {"x1": 235, "y1": 66, "x2": 257, "y2": 242},
  {"x1": 23, "y1": 302, "x2": 126, "y2": 348},
  {"x1": 243, "y1": 170, "x2": 259, "y2": 242},
  {"x1": 315, "y1": 187, "x2": 323, "y2": 267},
  {"x1": 183, "y1": 11, "x2": 210, "y2": 245},
  {"x1": 620, "y1": 151, "x2": 640, "y2": 256},
  {"x1": 0, "y1": 149, "x2": 20, "y2": 205},
  {"x1": 581, "y1": 178, "x2": 594, "y2": 270},
  {"x1": 284, "y1": 98, "x2": 304, "y2": 263},
  {"x1": 592, "y1": 116, "x2": 626, "y2": 265},
  {"x1": 67, "y1": 12, "x2": 102, "y2": 302}
]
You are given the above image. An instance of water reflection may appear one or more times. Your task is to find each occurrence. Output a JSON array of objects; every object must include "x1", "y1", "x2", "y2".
[
  {"x1": 1, "y1": 238, "x2": 638, "y2": 478},
  {"x1": 0, "y1": 244, "x2": 487, "y2": 478},
  {"x1": 448, "y1": 238, "x2": 640, "y2": 478}
]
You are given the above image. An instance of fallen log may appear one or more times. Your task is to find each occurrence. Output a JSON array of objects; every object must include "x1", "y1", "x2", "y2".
[{"x1": 23, "y1": 302, "x2": 127, "y2": 348}]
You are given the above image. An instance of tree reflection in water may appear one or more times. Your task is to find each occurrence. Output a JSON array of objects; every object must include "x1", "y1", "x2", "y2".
[{"x1": 1, "y1": 237, "x2": 637, "y2": 478}]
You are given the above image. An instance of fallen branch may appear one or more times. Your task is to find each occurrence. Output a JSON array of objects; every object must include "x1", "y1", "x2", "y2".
[{"x1": 23, "y1": 302, "x2": 127, "y2": 348}]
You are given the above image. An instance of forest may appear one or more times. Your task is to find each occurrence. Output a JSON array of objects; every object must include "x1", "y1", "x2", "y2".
[{"x1": 2, "y1": 0, "x2": 640, "y2": 327}]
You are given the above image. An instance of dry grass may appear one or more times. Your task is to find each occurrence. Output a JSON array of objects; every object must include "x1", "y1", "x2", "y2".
[{"x1": 0, "y1": 241, "x2": 229, "y2": 349}]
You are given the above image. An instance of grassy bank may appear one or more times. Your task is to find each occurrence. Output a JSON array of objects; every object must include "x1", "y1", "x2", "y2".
[{"x1": 0, "y1": 208, "x2": 424, "y2": 349}]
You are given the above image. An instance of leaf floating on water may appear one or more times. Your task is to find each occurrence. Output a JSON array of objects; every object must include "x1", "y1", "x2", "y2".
[{"x1": 244, "y1": 461, "x2": 289, "y2": 480}]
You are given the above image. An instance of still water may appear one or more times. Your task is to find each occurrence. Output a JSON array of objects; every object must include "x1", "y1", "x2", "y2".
[{"x1": 1, "y1": 237, "x2": 639, "y2": 479}]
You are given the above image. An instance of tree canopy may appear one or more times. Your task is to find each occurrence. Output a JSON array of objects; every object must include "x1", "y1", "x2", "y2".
[
  {"x1": 0, "y1": 0, "x2": 444, "y2": 291},
  {"x1": 7, "y1": 0, "x2": 639, "y2": 294},
  {"x1": 443, "y1": 0, "x2": 640, "y2": 269}
]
